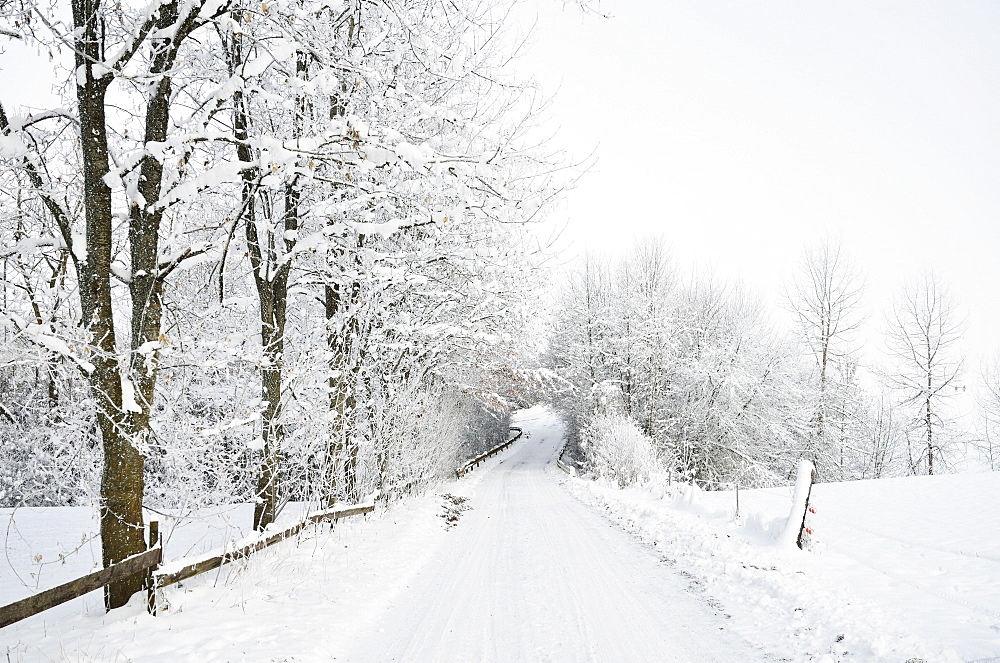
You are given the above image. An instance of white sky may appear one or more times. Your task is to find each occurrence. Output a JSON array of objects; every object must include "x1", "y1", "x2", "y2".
[{"x1": 517, "y1": 0, "x2": 1000, "y2": 371}]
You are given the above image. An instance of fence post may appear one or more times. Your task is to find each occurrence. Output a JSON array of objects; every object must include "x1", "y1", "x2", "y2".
[
  {"x1": 796, "y1": 467, "x2": 817, "y2": 550},
  {"x1": 780, "y1": 460, "x2": 816, "y2": 550},
  {"x1": 147, "y1": 520, "x2": 159, "y2": 616},
  {"x1": 735, "y1": 483, "x2": 740, "y2": 519}
]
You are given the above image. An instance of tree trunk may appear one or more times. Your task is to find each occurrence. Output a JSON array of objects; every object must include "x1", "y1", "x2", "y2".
[
  {"x1": 254, "y1": 311, "x2": 283, "y2": 530},
  {"x1": 73, "y1": 0, "x2": 146, "y2": 610},
  {"x1": 126, "y1": 0, "x2": 178, "y2": 425},
  {"x1": 926, "y1": 336, "x2": 934, "y2": 476},
  {"x1": 323, "y1": 280, "x2": 349, "y2": 507},
  {"x1": 242, "y1": 40, "x2": 303, "y2": 529},
  {"x1": 322, "y1": 77, "x2": 362, "y2": 507},
  {"x1": 246, "y1": 196, "x2": 292, "y2": 530},
  {"x1": 926, "y1": 392, "x2": 934, "y2": 476}
]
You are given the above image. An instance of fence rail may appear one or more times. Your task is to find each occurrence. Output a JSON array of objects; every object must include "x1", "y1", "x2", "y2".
[
  {"x1": 456, "y1": 427, "x2": 523, "y2": 478},
  {"x1": 0, "y1": 547, "x2": 162, "y2": 629},
  {"x1": 154, "y1": 504, "x2": 373, "y2": 589},
  {"x1": 0, "y1": 503, "x2": 372, "y2": 630}
]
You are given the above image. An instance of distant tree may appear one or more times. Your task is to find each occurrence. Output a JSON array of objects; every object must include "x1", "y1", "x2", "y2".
[
  {"x1": 613, "y1": 237, "x2": 674, "y2": 431},
  {"x1": 547, "y1": 241, "x2": 812, "y2": 487},
  {"x1": 975, "y1": 353, "x2": 1000, "y2": 471},
  {"x1": 785, "y1": 240, "x2": 865, "y2": 479},
  {"x1": 884, "y1": 271, "x2": 965, "y2": 475},
  {"x1": 546, "y1": 250, "x2": 615, "y2": 437},
  {"x1": 856, "y1": 391, "x2": 905, "y2": 479}
]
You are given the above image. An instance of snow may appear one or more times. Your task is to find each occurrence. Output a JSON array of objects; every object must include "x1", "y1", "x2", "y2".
[
  {"x1": 198, "y1": 0, "x2": 228, "y2": 19},
  {"x1": 2, "y1": 406, "x2": 998, "y2": 661},
  {"x1": 347, "y1": 219, "x2": 404, "y2": 237},
  {"x1": 0, "y1": 134, "x2": 26, "y2": 159},
  {"x1": 394, "y1": 141, "x2": 431, "y2": 169},
  {"x1": 21, "y1": 324, "x2": 95, "y2": 374},
  {"x1": 563, "y1": 451, "x2": 1000, "y2": 661},
  {"x1": 120, "y1": 373, "x2": 142, "y2": 414}
]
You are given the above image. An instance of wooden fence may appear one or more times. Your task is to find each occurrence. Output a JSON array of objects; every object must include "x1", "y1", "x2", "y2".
[
  {"x1": 154, "y1": 504, "x2": 372, "y2": 590},
  {"x1": 0, "y1": 503, "x2": 373, "y2": 629},
  {"x1": 455, "y1": 427, "x2": 523, "y2": 478},
  {"x1": 0, "y1": 547, "x2": 162, "y2": 629}
]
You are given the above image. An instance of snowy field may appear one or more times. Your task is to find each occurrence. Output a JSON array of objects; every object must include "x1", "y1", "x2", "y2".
[
  {"x1": 1, "y1": 405, "x2": 998, "y2": 662},
  {"x1": 561, "y1": 454, "x2": 1000, "y2": 662}
]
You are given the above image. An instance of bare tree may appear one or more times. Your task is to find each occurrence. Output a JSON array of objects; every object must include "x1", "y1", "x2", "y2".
[
  {"x1": 786, "y1": 240, "x2": 865, "y2": 478},
  {"x1": 975, "y1": 353, "x2": 1000, "y2": 471},
  {"x1": 860, "y1": 392, "x2": 903, "y2": 479},
  {"x1": 884, "y1": 271, "x2": 965, "y2": 475}
]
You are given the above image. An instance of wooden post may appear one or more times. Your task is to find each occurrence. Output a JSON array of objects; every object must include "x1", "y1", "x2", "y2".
[
  {"x1": 796, "y1": 468, "x2": 816, "y2": 550},
  {"x1": 735, "y1": 483, "x2": 740, "y2": 519},
  {"x1": 147, "y1": 520, "x2": 159, "y2": 615}
]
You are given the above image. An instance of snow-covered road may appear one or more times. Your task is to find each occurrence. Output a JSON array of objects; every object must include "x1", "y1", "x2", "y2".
[
  {"x1": 343, "y1": 406, "x2": 768, "y2": 662},
  {"x1": 3, "y1": 406, "x2": 771, "y2": 662},
  {"x1": 6, "y1": 405, "x2": 997, "y2": 661}
]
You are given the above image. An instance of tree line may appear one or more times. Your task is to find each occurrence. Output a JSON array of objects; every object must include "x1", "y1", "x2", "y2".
[
  {"x1": 547, "y1": 238, "x2": 991, "y2": 488},
  {"x1": 0, "y1": 0, "x2": 566, "y2": 609}
]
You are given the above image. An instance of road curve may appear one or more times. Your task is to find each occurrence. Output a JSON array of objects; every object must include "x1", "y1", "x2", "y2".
[{"x1": 344, "y1": 405, "x2": 769, "y2": 662}]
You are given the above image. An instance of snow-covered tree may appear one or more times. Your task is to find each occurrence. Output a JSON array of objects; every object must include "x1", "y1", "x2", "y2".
[
  {"x1": 547, "y1": 240, "x2": 811, "y2": 487},
  {"x1": 974, "y1": 353, "x2": 1000, "y2": 471},
  {"x1": 1, "y1": 0, "x2": 572, "y2": 609}
]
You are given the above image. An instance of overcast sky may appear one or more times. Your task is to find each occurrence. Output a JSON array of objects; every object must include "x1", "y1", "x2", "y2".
[{"x1": 516, "y1": 0, "x2": 1000, "y2": 370}]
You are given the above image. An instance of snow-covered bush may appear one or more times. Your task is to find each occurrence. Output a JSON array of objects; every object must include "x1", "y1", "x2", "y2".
[{"x1": 580, "y1": 414, "x2": 660, "y2": 488}]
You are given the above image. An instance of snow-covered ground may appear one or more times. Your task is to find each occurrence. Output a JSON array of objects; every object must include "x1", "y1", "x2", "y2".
[
  {"x1": 2, "y1": 404, "x2": 998, "y2": 661},
  {"x1": 560, "y1": 448, "x2": 1000, "y2": 662},
  {"x1": 0, "y1": 501, "x2": 317, "y2": 624},
  {"x1": 1, "y1": 405, "x2": 763, "y2": 661}
]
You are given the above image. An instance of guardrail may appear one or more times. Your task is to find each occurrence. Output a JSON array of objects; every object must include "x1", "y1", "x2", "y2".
[
  {"x1": 0, "y1": 502, "x2": 373, "y2": 629},
  {"x1": 555, "y1": 439, "x2": 574, "y2": 475},
  {"x1": 456, "y1": 427, "x2": 523, "y2": 478}
]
